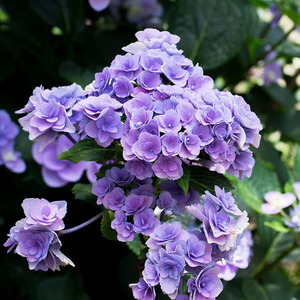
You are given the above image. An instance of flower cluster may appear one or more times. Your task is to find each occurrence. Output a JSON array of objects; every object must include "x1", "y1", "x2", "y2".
[
  {"x1": 72, "y1": 28, "x2": 262, "y2": 181},
  {"x1": 32, "y1": 134, "x2": 101, "y2": 187},
  {"x1": 16, "y1": 83, "x2": 87, "y2": 150},
  {"x1": 92, "y1": 166, "x2": 249, "y2": 299},
  {"x1": 0, "y1": 109, "x2": 26, "y2": 173},
  {"x1": 4, "y1": 198, "x2": 74, "y2": 271}
]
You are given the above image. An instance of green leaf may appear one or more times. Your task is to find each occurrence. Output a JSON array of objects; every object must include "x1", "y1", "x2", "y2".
[
  {"x1": 263, "y1": 83, "x2": 296, "y2": 111},
  {"x1": 101, "y1": 210, "x2": 117, "y2": 241},
  {"x1": 168, "y1": 0, "x2": 246, "y2": 70},
  {"x1": 227, "y1": 158, "x2": 281, "y2": 213},
  {"x1": 176, "y1": 165, "x2": 191, "y2": 195},
  {"x1": 58, "y1": 138, "x2": 115, "y2": 164},
  {"x1": 126, "y1": 235, "x2": 142, "y2": 256},
  {"x1": 242, "y1": 278, "x2": 269, "y2": 300},
  {"x1": 264, "y1": 219, "x2": 289, "y2": 233},
  {"x1": 189, "y1": 165, "x2": 233, "y2": 195},
  {"x1": 72, "y1": 183, "x2": 97, "y2": 206}
]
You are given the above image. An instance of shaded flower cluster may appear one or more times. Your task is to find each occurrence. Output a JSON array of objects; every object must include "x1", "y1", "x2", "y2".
[
  {"x1": 32, "y1": 134, "x2": 101, "y2": 187},
  {"x1": 4, "y1": 198, "x2": 74, "y2": 271},
  {"x1": 0, "y1": 109, "x2": 26, "y2": 173}
]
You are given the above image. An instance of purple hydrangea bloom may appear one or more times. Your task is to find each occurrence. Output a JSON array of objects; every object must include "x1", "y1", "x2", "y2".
[
  {"x1": 84, "y1": 107, "x2": 124, "y2": 147},
  {"x1": 0, "y1": 110, "x2": 19, "y2": 147},
  {"x1": 152, "y1": 155, "x2": 183, "y2": 180},
  {"x1": 105, "y1": 166, "x2": 134, "y2": 186},
  {"x1": 161, "y1": 132, "x2": 182, "y2": 156},
  {"x1": 179, "y1": 130, "x2": 201, "y2": 159},
  {"x1": 262, "y1": 60, "x2": 282, "y2": 86},
  {"x1": 132, "y1": 132, "x2": 161, "y2": 162},
  {"x1": 17, "y1": 83, "x2": 86, "y2": 150},
  {"x1": 155, "y1": 109, "x2": 181, "y2": 133},
  {"x1": 187, "y1": 267, "x2": 223, "y2": 299},
  {"x1": 133, "y1": 208, "x2": 160, "y2": 235},
  {"x1": 123, "y1": 194, "x2": 153, "y2": 216},
  {"x1": 92, "y1": 178, "x2": 115, "y2": 205},
  {"x1": 102, "y1": 187, "x2": 126, "y2": 210},
  {"x1": 184, "y1": 233, "x2": 212, "y2": 268},
  {"x1": 217, "y1": 229, "x2": 253, "y2": 281},
  {"x1": 130, "y1": 278, "x2": 156, "y2": 300},
  {"x1": 156, "y1": 247, "x2": 185, "y2": 298},
  {"x1": 116, "y1": 222, "x2": 135, "y2": 242},
  {"x1": 137, "y1": 71, "x2": 162, "y2": 90},
  {"x1": 285, "y1": 204, "x2": 300, "y2": 231},
  {"x1": 157, "y1": 191, "x2": 176, "y2": 211},
  {"x1": 21, "y1": 198, "x2": 67, "y2": 231},
  {"x1": 111, "y1": 209, "x2": 127, "y2": 229},
  {"x1": 121, "y1": 129, "x2": 140, "y2": 160},
  {"x1": 0, "y1": 143, "x2": 26, "y2": 174},
  {"x1": 94, "y1": 67, "x2": 111, "y2": 91},
  {"x1": 146, "y1": 222, "x2": 189, "y2": 249},
  {"x1": 113, "y1": 76, "x2": 134, "y2": 98},
  {"x1": 32, "y1": 134, "x2": 86, "y2": 188},
  {"x1": 186, "y1": 199, "x2": 249, "y2": 252},
  {"x1": 129, "y1": 107, "x2": 153, "y2": 130},
  {"x1": 125, "y1": 159, "x2": 154, "y2": 180},
  {"x1": 161, "y1": 59, "x2": 189, "y2": 87}
]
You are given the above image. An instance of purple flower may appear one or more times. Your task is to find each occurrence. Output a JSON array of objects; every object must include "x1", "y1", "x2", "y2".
[
  {"x1": 185, "y1": 233, "x2": 212, "y2": 268},
  {"x1": 123, "y1": 194, "x2": 153, "y2": 216},
  {"x1": 92, "y1": 178, "x2": 115, "y2": 205},
  {"x1": 146, "y1": 222, "x2": 189, "y2": 249},
  {"x1": 19, "y1": 100, "x2": 75, "y2": 150},
  {"x1": 94, "y1": 67, "x2": 111, "y2": 91},
  {"x1": 32, "y1": 135, "x2": 86, "y2": 188},
  {"x1": 195, "y1": 105, "x2": 223, "y2": 126},
  {"x1": 285, "y1": 204, "x2": 300, "y2": 231},
  {"x1": 102, "y1": 187, "x2": 126, "y2": 210},
  {"x1": 111, "y1": 209, "x2": 127, "y2": 229},
  {"x1": 85, "y1": 107, "x2": 124, "y2": 147},
  {"x1": 135, "y1": 28, "x2": 180, "y2": 49},
  {"x1": 161, "y1": 59, "x2": 189, "y2": 87},
  {"x1": 155, "y1": 109, "x2": 181, "y2": 133},
  {"x1": 157, "y1": 191, "x2": 176, "y2": 211},
  {"x1": 132, "y1": 132, "x2": 161, "y2": 162},
  {"x1": 152, "y1": 155, "x2": 183, "y2": 180},
  {"x1": 262, "y1": 60, "x2": 282, "y2": 86},
  {"x1": 121, "y1": 129, "x2": 140, "y2": 160},
  {"x1": 110, "y1": 53, "x2": 141, "y2": 80},
  {"x1": 176, "y1": 101, "x2": 197, "y2": 130},
  {"x1": 157, "y1": 248, "x2": 185, "y2": 298},
  {"x1": 129, "y1": 107, "x2": 153, "y2": 130},
  {"x1": 161, "y1": 132, "x2": 182, "y2": 156},
  {"x1": 140, "y1": 51, "x2": 164, "y2": 73},
  {"x1": 113, "y1": 76, "x2": 134, "y2": 98},
  {"x1": 130, "y1": 278, "x2": 156, "y2": 300},
  {"x1": 179, "y1": 131, "x2": 201, "y2": 159},
  {"x1": 0, "y1": 143, "x2": 26, "y2": 174},
  {"x1": 137, "y1": 71, "x2": 162, "y2": 90},
  {"x1": 116, "y1": 222, "x2": 135, "y2": 242},
  {"x1": 133, "y1": 208, "x2": 160, "y2": 235},
  {"x1": 261, "y1": 191, "x2": 296, "y2": 215},
  {"x1": 192, "y1": 123, "x2": 214, "y2": 148},
  {"x1": 4, "y1": 223, "x2": 74, "y2": 271},
  {"x1": 88, "y1": 0, "x2": 110, "y2": 11},
  {"x1": 186, "y1": 200, "x2": 249, "y2": 252},
  {"x1": 187, "y1": 267, "x2": 223, "y2": 299},
  {"x1": 188, "y1": 65, "x2": 214, "y2": 95},
  {"x1": 125, "y1": 159, "x2": 154, "y2": 180},
  {"x1": 73, "y1": 94, "x2": 122, "y2": 120},
  {"x1": 0, "y1": 110, "x2": 19, "y2": 147},
  {"x1": 21, "y1": 198, "x2": 67, "y2": 231},
  {"x1": 105, "y1": 166, "x2": 134, "y2": 186},
  {"x1": 205, "y1": 186, "x2": 242, "y2": 216}
]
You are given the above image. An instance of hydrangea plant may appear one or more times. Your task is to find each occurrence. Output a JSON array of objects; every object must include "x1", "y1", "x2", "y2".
[{"x1": 4, "y1": 28, "x2": 263, "y2": 299}]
